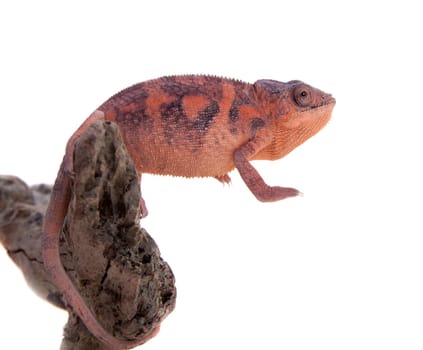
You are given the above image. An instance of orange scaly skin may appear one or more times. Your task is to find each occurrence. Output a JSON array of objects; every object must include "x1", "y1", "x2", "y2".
[{"x1": 42, "y1": 75, "x2": 335, "y2": 349}]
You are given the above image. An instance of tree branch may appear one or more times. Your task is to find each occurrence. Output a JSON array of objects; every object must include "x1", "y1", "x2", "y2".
[{"x1": 0, "y1": 121, "x2": 176, "y2": 349}]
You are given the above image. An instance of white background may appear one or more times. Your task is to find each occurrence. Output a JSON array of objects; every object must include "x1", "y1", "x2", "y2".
[{"x1": 1, "y1": 1, "x2": 422, "y2": 349}]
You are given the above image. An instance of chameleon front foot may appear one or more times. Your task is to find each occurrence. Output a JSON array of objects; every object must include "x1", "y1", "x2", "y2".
[{"x1": 266, "y1": 186, "x2": 301, "y2": 201}]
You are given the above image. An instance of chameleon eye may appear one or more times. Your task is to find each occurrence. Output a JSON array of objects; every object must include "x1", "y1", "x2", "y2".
[{"x1": 293, "y1": 85, "x2": 313, "y2": 107}]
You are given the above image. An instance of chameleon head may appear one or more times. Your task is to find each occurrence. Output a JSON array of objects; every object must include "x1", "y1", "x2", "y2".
[{"x1": 253, "y1": 79, "x2": 336, "y2": 159}]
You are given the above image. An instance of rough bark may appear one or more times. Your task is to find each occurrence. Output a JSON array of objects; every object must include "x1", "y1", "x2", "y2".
[{"x1": 0, "y1": 121, "x2": 176, "y2": 349}]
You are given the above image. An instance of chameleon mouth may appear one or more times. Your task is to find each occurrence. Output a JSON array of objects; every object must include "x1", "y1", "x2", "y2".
[
  {"x1": 300, "y1": 96, "x2": 336, "y2": 113},
  {"x1": 321, "y1": 94, "x2": 336, "y2": 107},
  {"x1": 317, "y1": 93, "x2": 336, "y2": 110}
]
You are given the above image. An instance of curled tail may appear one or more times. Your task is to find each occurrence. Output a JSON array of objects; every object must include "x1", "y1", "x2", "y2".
[{"x1": 42, "y1": 111, "x2": 155, "y2": 349}]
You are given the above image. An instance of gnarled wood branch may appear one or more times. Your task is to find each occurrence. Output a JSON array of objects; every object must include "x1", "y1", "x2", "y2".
[{"x1": 0, "y1": 121, "x2": 176, "y2": 349}]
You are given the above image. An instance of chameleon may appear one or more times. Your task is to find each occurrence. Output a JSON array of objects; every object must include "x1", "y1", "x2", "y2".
[{"x1": 42, "y1": 75, "x2": 335, "y2": 349}]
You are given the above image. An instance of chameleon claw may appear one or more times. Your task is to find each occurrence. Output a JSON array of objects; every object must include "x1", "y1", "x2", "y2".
[{"x1": 214, "y1": 174, "x2": 232, "y2": 184}]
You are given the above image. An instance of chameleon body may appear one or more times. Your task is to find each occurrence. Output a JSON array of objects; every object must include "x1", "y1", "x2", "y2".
[{"x1": 42, "y1": 75, "x2": 335, "y2": 349}]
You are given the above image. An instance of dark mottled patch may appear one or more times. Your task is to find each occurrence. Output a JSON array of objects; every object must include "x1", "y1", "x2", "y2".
[
  {"x1": 229, "y1": 104, "x2": 239, "y2": 122},
  {"x1": 230, "y1": 127, "x2": 238, "y2": 135},
  {"x1": 193, "y1": 101, "x2": 220, "y2": 131},
  {"x1": 160, "y1": 100, "x2": 184, "y2": 123},
  {"x1": 250, "y1": 118, "x2": 266, "y2": 136},
  {"x1": 114, "y1": 106, "x2": 154, "y2": 132},
  {"x1": 160, "y1": 97, "x2": 219, "y2": 145}
]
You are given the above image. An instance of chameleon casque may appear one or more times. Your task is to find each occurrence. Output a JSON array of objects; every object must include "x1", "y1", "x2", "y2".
[{"x1": 42, "y1": 75, "x2": 335, "y2": 349}]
